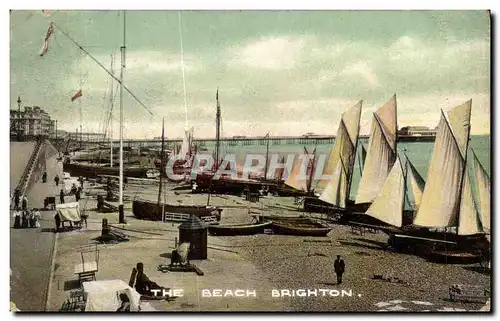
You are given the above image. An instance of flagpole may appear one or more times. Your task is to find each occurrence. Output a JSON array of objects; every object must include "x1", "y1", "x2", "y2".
[{"x1": 118, "y1": 11, "x2": 126, "y2": 224}]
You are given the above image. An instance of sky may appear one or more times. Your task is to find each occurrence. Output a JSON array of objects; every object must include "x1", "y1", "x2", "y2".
[{"x1": 9, "y1": 10, "x2": 490, "y2": 139}]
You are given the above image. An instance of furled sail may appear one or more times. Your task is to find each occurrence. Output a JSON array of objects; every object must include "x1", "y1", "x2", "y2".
[
  {"x1": 457, "y1": 170, "x2": 484, "y2": 235},
  {"x1": 355, "y1": 94, "x2": 397, "y2": 204},
  {"x1": 365, "y1": 156, "x2": 405, "y2": 227},
  {"x1": 406, "y1": 157, "x2": 425, "y2": 208},
  {"x1": 316, "y1": 101, "x2": 362, "y2": 192},
  {"x1": 472, "y1": 151, "x2": 490, "y2": 233},
  {"x1": 413, "y1": 100, "x2": 471, "y2": 227},
  {"x1": 179, "y1": 127, "x2": 194, "y2": 160}
]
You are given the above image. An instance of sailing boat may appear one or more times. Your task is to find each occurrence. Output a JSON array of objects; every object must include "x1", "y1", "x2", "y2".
[
  {"x1": 193, "y1": 89, "x2": 272, "y2": 195},
  {"x1": 355, "y1": 94, "x2": 397, "y2": 210},
  {"x1": 302, "y1": 100, "x2": 362, "y2": 212},
  {"x1": 472, "y1": 150, "x2": 490, "y2": 234},
  {"x1": 302, "y1": 95, "x2": 397, "y2": 217},
  {"x1": 132, "y1": 120, "x2": 222, "y2": 223},
  {"x1": 62, "y1": 53, "x2": 153, "y2": 180},
  {"x1": 361, "y1": 100, "x2": 489, "y2": 257},
  {"x1": 274, "y1": 147, "x2": 317, "y2": 197}
]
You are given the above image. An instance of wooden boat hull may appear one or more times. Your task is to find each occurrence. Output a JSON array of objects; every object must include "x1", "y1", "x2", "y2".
[
  {"x1": 132, "y1": 199, "x2": 222, "y2": 222},
  {"x1": 63, "y1": 163, "x2": 149, "y2": 179},
  {"x1": 193, "y1": 173, "x2": 271, "y2": 195},
  {"x1": 302, "y1": 197, "x2": 369, "y2": 216},
  {"x1": 271, "y1": 222, "x2": 332, "y2": 237},
  {"x1": 208, "y1": 222, "x2": 273, "y2": 236},
  {"x1": 386, "y1": 228, "x2": 490, "y2": 257}
]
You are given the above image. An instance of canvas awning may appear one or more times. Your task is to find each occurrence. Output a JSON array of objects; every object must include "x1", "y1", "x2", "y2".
[
  {"x1": 56, "y1": 202, "x2": 81, "y2": 222},
  {"x1": 83, "y1": 279, "x2": 141, "y2": 312}
]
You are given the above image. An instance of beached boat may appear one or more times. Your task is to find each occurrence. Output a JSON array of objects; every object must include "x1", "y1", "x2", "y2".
[
  {"x1": 271, "y1": 221, "x2": 332, "y2": 237},
  {"x1": 207, "y1": 221, "x2": 272, "y2": 236},
  {"x1": 193, "y1": 91, "x2": 276, "y2": 196},
  {"x1": 359, "y1": 100, "x2": 490, "y2": 257},
  {"x1": 63, "y1": 162, "x2": 150, "y2": 179},
  {"x1": 303, "y1": 96, "x2": 397, "y2": 218},
  {"x1": 254, "y1": 215, "x2": 332, "y2": 236},
  {"x1": 132, "y1": 199, "x2": 221, "y2": 223},
  {"x1": 132, "y1": 119, "x2": 222, "y2": 223}
]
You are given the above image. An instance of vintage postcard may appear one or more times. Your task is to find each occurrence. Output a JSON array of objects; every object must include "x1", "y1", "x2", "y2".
[{"x1": 9, "y1": 9, "x2": 491, "y2": 312}]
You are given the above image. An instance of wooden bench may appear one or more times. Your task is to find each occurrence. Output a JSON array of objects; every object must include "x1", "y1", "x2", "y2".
[{"x1": 449, "y1": 284, "x2": 490, "y2": 303}]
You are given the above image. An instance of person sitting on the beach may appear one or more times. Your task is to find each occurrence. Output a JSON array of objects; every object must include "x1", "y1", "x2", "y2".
[
  {"x1": 134, "y1": 262, "x2": 165, "y2": 297},
  {"x1": 116, "y1": 293, "x2": 131, "y2": 312}
]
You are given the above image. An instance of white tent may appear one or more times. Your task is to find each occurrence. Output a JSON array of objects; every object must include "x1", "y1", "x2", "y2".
[
  {"x1": 56, "y1": 202, "x2": 81, "y2": 222},
  {"x1": 82, "y1": 279, "x2": 155, "y2": 312}
]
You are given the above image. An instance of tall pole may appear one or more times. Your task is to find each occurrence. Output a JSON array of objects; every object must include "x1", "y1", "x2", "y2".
[
  {"x1": 207, "y1": 88, "x2": 220, "y2": 206},
  {"x1": 118, "y1": 11, "x2": 126, "y2": 223},
  {"x1": 17, "y1": 96, "x2": 21, "y2": 139},
  {"x1": 158, "y1": 118, "x2": 165, "y2": 205},
  {"x1": 110, "y1": 54, "x2": 114, "y2": 168},
  {"x1": 264, "y1": 132, "x2": 270, "y2": 180},
  {"x1": 215, "y1": 88, "x2": 220, "y2": 170},
  {"x1": 55, "y1": 120, "x2": 58, "y2": 140}
]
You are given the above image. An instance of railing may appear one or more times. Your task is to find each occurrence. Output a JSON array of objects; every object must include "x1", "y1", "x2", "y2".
[{"x1": 15, "y1": 139, "x2": 45, "y2": 196}]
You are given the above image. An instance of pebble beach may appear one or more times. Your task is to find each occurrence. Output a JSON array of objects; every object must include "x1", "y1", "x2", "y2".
[{"x1": 44, "y1": 179, "x2": 491, "y2": 312}]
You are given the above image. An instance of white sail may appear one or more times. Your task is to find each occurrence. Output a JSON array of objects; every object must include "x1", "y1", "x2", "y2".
[
  {"x1": 355, "y1": 95, "x2": 397, "y2": 204},
  {"x1": 319, "y1": 160, "x2": 348, "y2": 208},
  {"x1": 316, "y1": 101, "x2": 362, "y2": 191},
  {"x1": 413, "y1": 101, "x2": 471, "y2": 227},
  {"x1": 365, "y1": 157, "x2": 405, "y2": 227},
  {"x1": 406, "y1": 158, "x2": 425, "y2": 208},
  {"x1": 458, "y1": 170, "x2": 483, "y2": 235},
  {"x1": 473, "y1": 152, "x2": 490, "y2": 233},
  {"x1": 284, "y1": 153, "x2": 309, "y2": 191}
]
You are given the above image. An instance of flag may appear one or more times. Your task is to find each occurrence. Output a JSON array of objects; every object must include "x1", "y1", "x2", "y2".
[
  {"x1": 71, "y1": 89, "x2": 82, "y2": 102},
  {"x1": 39, "y1": 22, "x2": 54, "y2": 57}
]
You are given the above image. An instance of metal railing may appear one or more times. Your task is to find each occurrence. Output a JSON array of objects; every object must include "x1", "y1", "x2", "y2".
[{"x1": 15, "y1": 139, "x2": 45, "y2": 196}]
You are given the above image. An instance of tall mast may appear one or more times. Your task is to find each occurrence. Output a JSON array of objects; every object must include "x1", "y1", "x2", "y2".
[
  {"x1": 109, "y1": 54, "x2": 114, "y2": 168},
  {"x1": 118, "y1": 11, "x2": 126, "y2": 223},
  {"x1": 308, "y1": 149, "x2": 316, "y2": 194},
  {"x1": 215, "y1": 88, "x2": 221, "y2": 171},
  {"x1": 264, "y1": 132, "x2": 270, "y2": 180},
  {"x1": 207, "y1": 88, "x2": 220, "y2": 206},
  {"x1": 158, "y1": 118, "x2": 165, "y2": 205}
]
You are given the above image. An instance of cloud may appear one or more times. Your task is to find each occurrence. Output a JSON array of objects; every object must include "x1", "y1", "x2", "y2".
[
  {"x1": 340, "y1": 61, "x2": 379, "y2": 88},
  {"x1": 229, "y1": 36, "x2": 311, "y2": 70}
]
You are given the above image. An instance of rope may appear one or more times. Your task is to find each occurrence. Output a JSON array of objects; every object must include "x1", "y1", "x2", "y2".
[{"x1": 51, "y1": 21, "x2": 154, "y2": 116}]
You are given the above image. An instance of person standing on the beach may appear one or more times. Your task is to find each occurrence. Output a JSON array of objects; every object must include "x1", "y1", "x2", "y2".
[
  {"x1": 334, "y1": 255, "x2": 345, "y2": 284},
  {"x1": 21, "y1": 195, "x2": 28, "y2": 211},
  {"x1": 60, "y1": 189, "x2": 65, "y2": 204},
  {"x1": 54, "y1": 212, "x2": 61, "y2": 232},
  {"x1": 54, "y1": 175, "x2": 60, "y2": 187},
  {"x1": 13, "y1": 189, "x2": 21, "y2": 210}
]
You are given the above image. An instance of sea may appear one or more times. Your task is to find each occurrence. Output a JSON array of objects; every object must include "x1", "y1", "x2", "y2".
[{"x1": 199, "y1": 135, "x2": 491, "y2": 199}]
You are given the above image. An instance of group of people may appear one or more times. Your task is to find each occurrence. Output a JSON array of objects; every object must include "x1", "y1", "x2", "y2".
[
  {"x1": 13, "y1": 208, "x2": 41, "y2": 229},
  {"x1": 11, "y1": 189, "x2": 28, "y2": 211}
]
